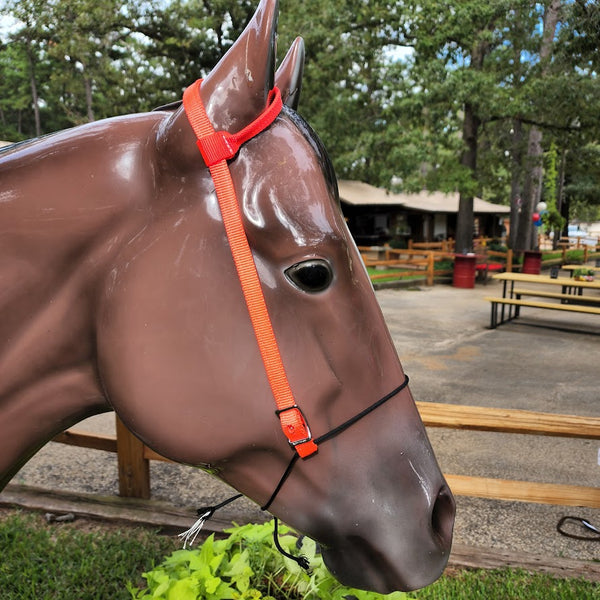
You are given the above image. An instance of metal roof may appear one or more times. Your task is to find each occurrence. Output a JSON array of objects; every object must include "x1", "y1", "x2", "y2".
[{"x1": 338, "y1": 180, "x2": 510, "y2": 214}]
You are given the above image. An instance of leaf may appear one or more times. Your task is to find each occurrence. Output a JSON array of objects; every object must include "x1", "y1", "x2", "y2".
[
  {"x1": 166, "y1": 577, "x2": 199, "y2": 600},
  {"x1": 204, "y1": 575, "x2": 222, "y2": 595},
  {"x1": 209, "y1": 552, "x2": 225, "y2": 573},
  {"x1": 223, "y1": 550, "x2": 253, "y2": 577}
]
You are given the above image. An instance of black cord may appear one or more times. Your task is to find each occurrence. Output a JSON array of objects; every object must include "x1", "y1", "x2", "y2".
[
  {"x1": 272, "y1": 518, "x2": 311, "y2": 571},
  {"x1": 557, "y1": 516, "x2": 600, "y2": 541},
  {"x1": 314, "y1": 376, "x2": 409, "y2": 446},
  {"x1": 195, "y1": 493, "x2": 243, "y2": 518},
  {"x1": 261, "y1": 454, "x2": 299, "y2": 512}
]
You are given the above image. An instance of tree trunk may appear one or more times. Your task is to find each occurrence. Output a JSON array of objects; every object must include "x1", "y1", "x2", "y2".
[
  {"x1": 513, "y1": 0, "x2": 561, "y2": 254},
  {"x1": 455, "y1": 104, "x2": 480, "y2": 253},
  {"x1": 454, "y1": 29, "x2": 491, "y2": 254},
  {"x1": 508, "y1": 118, "x2": 523, "y2": 250},
  {"x1": 554, "y1": 148, "x2": 567, "y2": 249},
  {"x1": 26, "y1": 42, "x2": 41, "y2": 137},
  {"x1": 84, "y1": 75, "x2": 95, "y2": 122},
  {"x1": 515, "y1": 126, "x2": 543, "y2": 251}
]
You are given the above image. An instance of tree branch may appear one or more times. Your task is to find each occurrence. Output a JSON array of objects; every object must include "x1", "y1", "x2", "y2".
[{"x1": 483, "y1": 114, "x2": 582, "y2": 133}]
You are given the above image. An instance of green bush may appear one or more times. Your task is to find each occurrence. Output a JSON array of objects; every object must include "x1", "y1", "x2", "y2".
[{"x1": 127, "y1": 521, "x2": 407, "y2": 600}]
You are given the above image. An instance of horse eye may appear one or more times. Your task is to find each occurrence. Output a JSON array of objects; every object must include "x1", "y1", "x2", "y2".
[{"x1": 285, "y1": 259, "x2": 333, "y2": 293}]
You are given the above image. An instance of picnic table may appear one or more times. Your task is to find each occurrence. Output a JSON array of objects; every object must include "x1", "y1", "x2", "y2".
[
  {"x1": 562, "y1": 264, "x2": 600, "y2": 276},
  {"x1": 485, "y1": 272, "x2": 600, "y2": 328}
]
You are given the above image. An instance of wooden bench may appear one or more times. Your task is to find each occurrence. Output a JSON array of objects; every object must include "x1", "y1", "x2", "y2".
[
  {"x1": 513, "y1": 288, "x2": 600, "y2": 305},
  {"x1": 475, "y1": 261, "x2": 504, "y2": 284},
  {"x1": 485, "y1": 296, "x2": 600, "y2": 328}
]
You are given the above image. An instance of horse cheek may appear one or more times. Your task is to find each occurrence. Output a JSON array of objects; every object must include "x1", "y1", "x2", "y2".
[{"x1": 94, "y1": 209, "x2": 289, "y2": 467}]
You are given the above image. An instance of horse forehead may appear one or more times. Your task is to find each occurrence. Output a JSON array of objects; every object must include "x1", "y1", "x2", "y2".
[{"x1": 239, "y1": 120, "x2": 342, "y2": 246}]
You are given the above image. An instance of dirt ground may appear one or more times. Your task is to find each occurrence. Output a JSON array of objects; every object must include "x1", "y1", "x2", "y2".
[{"x1": 4, "y1": 278, "x2": 600, "y2": 566}]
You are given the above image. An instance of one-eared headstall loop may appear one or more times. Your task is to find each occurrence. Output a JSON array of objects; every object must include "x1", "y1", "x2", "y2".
[{"x1": 183, "y1": 79, "x2": 317, "y2": 459}]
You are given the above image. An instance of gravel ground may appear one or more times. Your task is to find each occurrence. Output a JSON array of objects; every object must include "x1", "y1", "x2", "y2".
[{"x1": 6, "y1": 280, "x2": 600, "y2": 564}]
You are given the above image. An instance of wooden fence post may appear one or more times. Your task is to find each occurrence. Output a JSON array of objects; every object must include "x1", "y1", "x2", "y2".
[
  {"x1": 116, "y1": 416, "x2": 150, "y2": 499},
  {"x1": 426, "y1": 252, "x2": 434, "y2": 286},
  {"x1": 506, "y1": 249, "x2": 513, "y2": 272}
]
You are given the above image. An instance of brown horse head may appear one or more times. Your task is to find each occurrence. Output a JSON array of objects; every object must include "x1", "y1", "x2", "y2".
[{"x1": 0, "y1": 0, "x2": 453, "y2": 592}]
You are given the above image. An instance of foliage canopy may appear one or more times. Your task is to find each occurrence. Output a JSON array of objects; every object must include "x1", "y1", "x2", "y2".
[{"x1": 1, "y1": 0, "x2": 598, "y2": 244}]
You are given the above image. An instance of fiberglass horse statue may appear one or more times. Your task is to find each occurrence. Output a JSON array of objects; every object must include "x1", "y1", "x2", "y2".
[{"x1": 0, "y1": 0, "x2": 454, "y2": 592}]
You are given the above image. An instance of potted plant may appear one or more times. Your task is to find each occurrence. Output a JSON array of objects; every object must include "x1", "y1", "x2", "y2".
[{"x1": 573, "y1": 268, "x2": 595, "y2": 282}]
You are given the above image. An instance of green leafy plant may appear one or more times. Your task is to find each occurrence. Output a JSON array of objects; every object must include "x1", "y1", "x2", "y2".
[
  {"x1": 127, "y1": 521, "x2": 407, "y2": 600},
  {"x1": 573, "y1": 268, "x2": 594, "y2": 281},
  {"x1": 541, "y1": 142, "x2": 566, "y2": 234}
]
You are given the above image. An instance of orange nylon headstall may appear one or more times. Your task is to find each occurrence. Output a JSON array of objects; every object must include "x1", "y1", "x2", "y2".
[{"x1": 182, "y1": 79, "x2": 317, "y2": 458}]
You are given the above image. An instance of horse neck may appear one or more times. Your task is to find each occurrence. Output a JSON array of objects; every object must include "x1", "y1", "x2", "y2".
[{"x1": 0, "y1": 114, "x2": 162, "y2": 488}]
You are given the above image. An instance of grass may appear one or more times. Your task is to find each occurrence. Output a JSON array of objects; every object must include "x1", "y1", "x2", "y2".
[
  {"x1": 367, "y1": 267, "x2": 425, "y2": 283},
  {"x1": 409, "y1": 568, "x2": 599, "y2": 600},
  {"x1": 0, "y1": 509, "x2": 598, "y2": 599},
  {"x1": 541, "y1": 248, "x2": 586, "y2": 263},
  {"x1": 366, "y1": 262, "x2": 453, "y2": 284},
  {"x1": 0, "y1": 509, "x2": 177, "y2": 600}
]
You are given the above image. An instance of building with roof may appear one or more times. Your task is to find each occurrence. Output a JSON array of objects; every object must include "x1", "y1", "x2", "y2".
[{"x1": 338, "y1": 180, "x2": 510, "y2": 246}]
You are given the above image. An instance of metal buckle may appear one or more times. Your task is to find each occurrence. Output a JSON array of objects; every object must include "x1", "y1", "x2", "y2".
[{"x1": 275, "y1": 405, "x2": 313, "y2": 447}]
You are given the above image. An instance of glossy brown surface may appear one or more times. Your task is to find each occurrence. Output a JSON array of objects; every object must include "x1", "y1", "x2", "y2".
[{"x1": 0, "y1": 0, "x2": 454, "y2": 592}]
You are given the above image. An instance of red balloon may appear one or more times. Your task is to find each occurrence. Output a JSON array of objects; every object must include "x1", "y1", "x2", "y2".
[{"x1": 532, "y1": 212, "x2": 540, "y2": 221}]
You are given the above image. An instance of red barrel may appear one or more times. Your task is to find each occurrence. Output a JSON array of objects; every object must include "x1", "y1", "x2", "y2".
[
  {"x1": 453, "y1": 254, "x2": 476, "y2": 288},
  {"x1": 522, "y1": 250, "x2": 542, "y2": 274}
]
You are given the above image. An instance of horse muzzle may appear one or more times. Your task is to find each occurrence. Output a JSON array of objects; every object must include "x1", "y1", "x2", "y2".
[{"x1": 320, "y1": 483, "x2": 455, "y2": 593}]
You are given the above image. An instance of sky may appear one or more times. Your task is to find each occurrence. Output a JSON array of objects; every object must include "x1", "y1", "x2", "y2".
[{"x1": 0, "y1": 14, "x2": 17, "y2": 42}]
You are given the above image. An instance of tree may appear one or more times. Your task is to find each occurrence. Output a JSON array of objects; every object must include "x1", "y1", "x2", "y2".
[
  {"x1": 1, "y1": 0, "x2": 597, "y2": 237},
  {"x1": 552, "y1": 1, "x2": 600, "y2": 228},
  {"x1": 278, "y1": 1, "x2": 401, "y2": 185},
  {"x1": 126, "y1": 0, "x2": 256, "y2": 106},
  {"x1": 513, "y1": 0, "x2": 561, "y2": 253},
  {"x1": 1, "y1": 0, "x2": 49, "y2": 137},
  {"x1": 385, "y1": 1, "x2": 543, "y2": 251},
  {"x1": 0, "y1": 41, "x2": 35, "y2": 139}
]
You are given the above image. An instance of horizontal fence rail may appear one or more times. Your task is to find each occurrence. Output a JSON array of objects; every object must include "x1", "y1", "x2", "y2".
[
  {"x1": 417, "y1": 403, "x2": 600, "y2": 509},
  {"x1": 50, "y1": 403, "x2": 600, "y2": 508},
  {"x1": 359, "y1": 239, "x2": 600, "y2": 285}
]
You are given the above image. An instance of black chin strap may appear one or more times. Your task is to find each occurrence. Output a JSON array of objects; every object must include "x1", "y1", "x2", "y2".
[{"x1": 184, "y1": 376, "x2": 410, "y2": 570}]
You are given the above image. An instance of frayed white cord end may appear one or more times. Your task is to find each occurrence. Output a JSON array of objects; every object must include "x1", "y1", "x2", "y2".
[
  {"x1": 178, "y1": 494, "x2": 243, "y2": 549},
  {"x1": 178, "y1": 509, "x2": 211, "y2": 549}
]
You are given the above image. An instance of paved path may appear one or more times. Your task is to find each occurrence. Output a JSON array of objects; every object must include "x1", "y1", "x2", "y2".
[{"x1": 6, "y1": 279, "x2": 600, "y2": 564}]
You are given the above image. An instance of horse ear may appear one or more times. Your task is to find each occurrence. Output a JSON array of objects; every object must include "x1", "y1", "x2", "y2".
[
  {"x1": 275, "y1": 37, "x2": 304, "y2": 110},
  {"x1": 154, "y1": 0, "x2": 279, "y2": 172},
  {"x1": 200, "y1": 0, "x2": 279, "y2": 132}
]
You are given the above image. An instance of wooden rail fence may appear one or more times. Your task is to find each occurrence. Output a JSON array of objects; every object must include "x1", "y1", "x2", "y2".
[
  {"x1": 359, "y1": 240, "x2": 600, "y2": 286},
  {"x1": 50, "y1": 404, "x2": 600, "y2": 508},
  {"x1": 359, "y1": 247, "x2": 454, "y2": 286}
]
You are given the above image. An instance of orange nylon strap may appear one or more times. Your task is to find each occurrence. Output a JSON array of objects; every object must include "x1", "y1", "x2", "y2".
[{"x1": 182, "y1": 79, "x2": 317, "y2": 458}]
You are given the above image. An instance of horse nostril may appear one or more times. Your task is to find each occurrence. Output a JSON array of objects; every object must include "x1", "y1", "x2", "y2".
[{"x1": 431, "y1": 485, "x2": 455, "y2": 549}]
